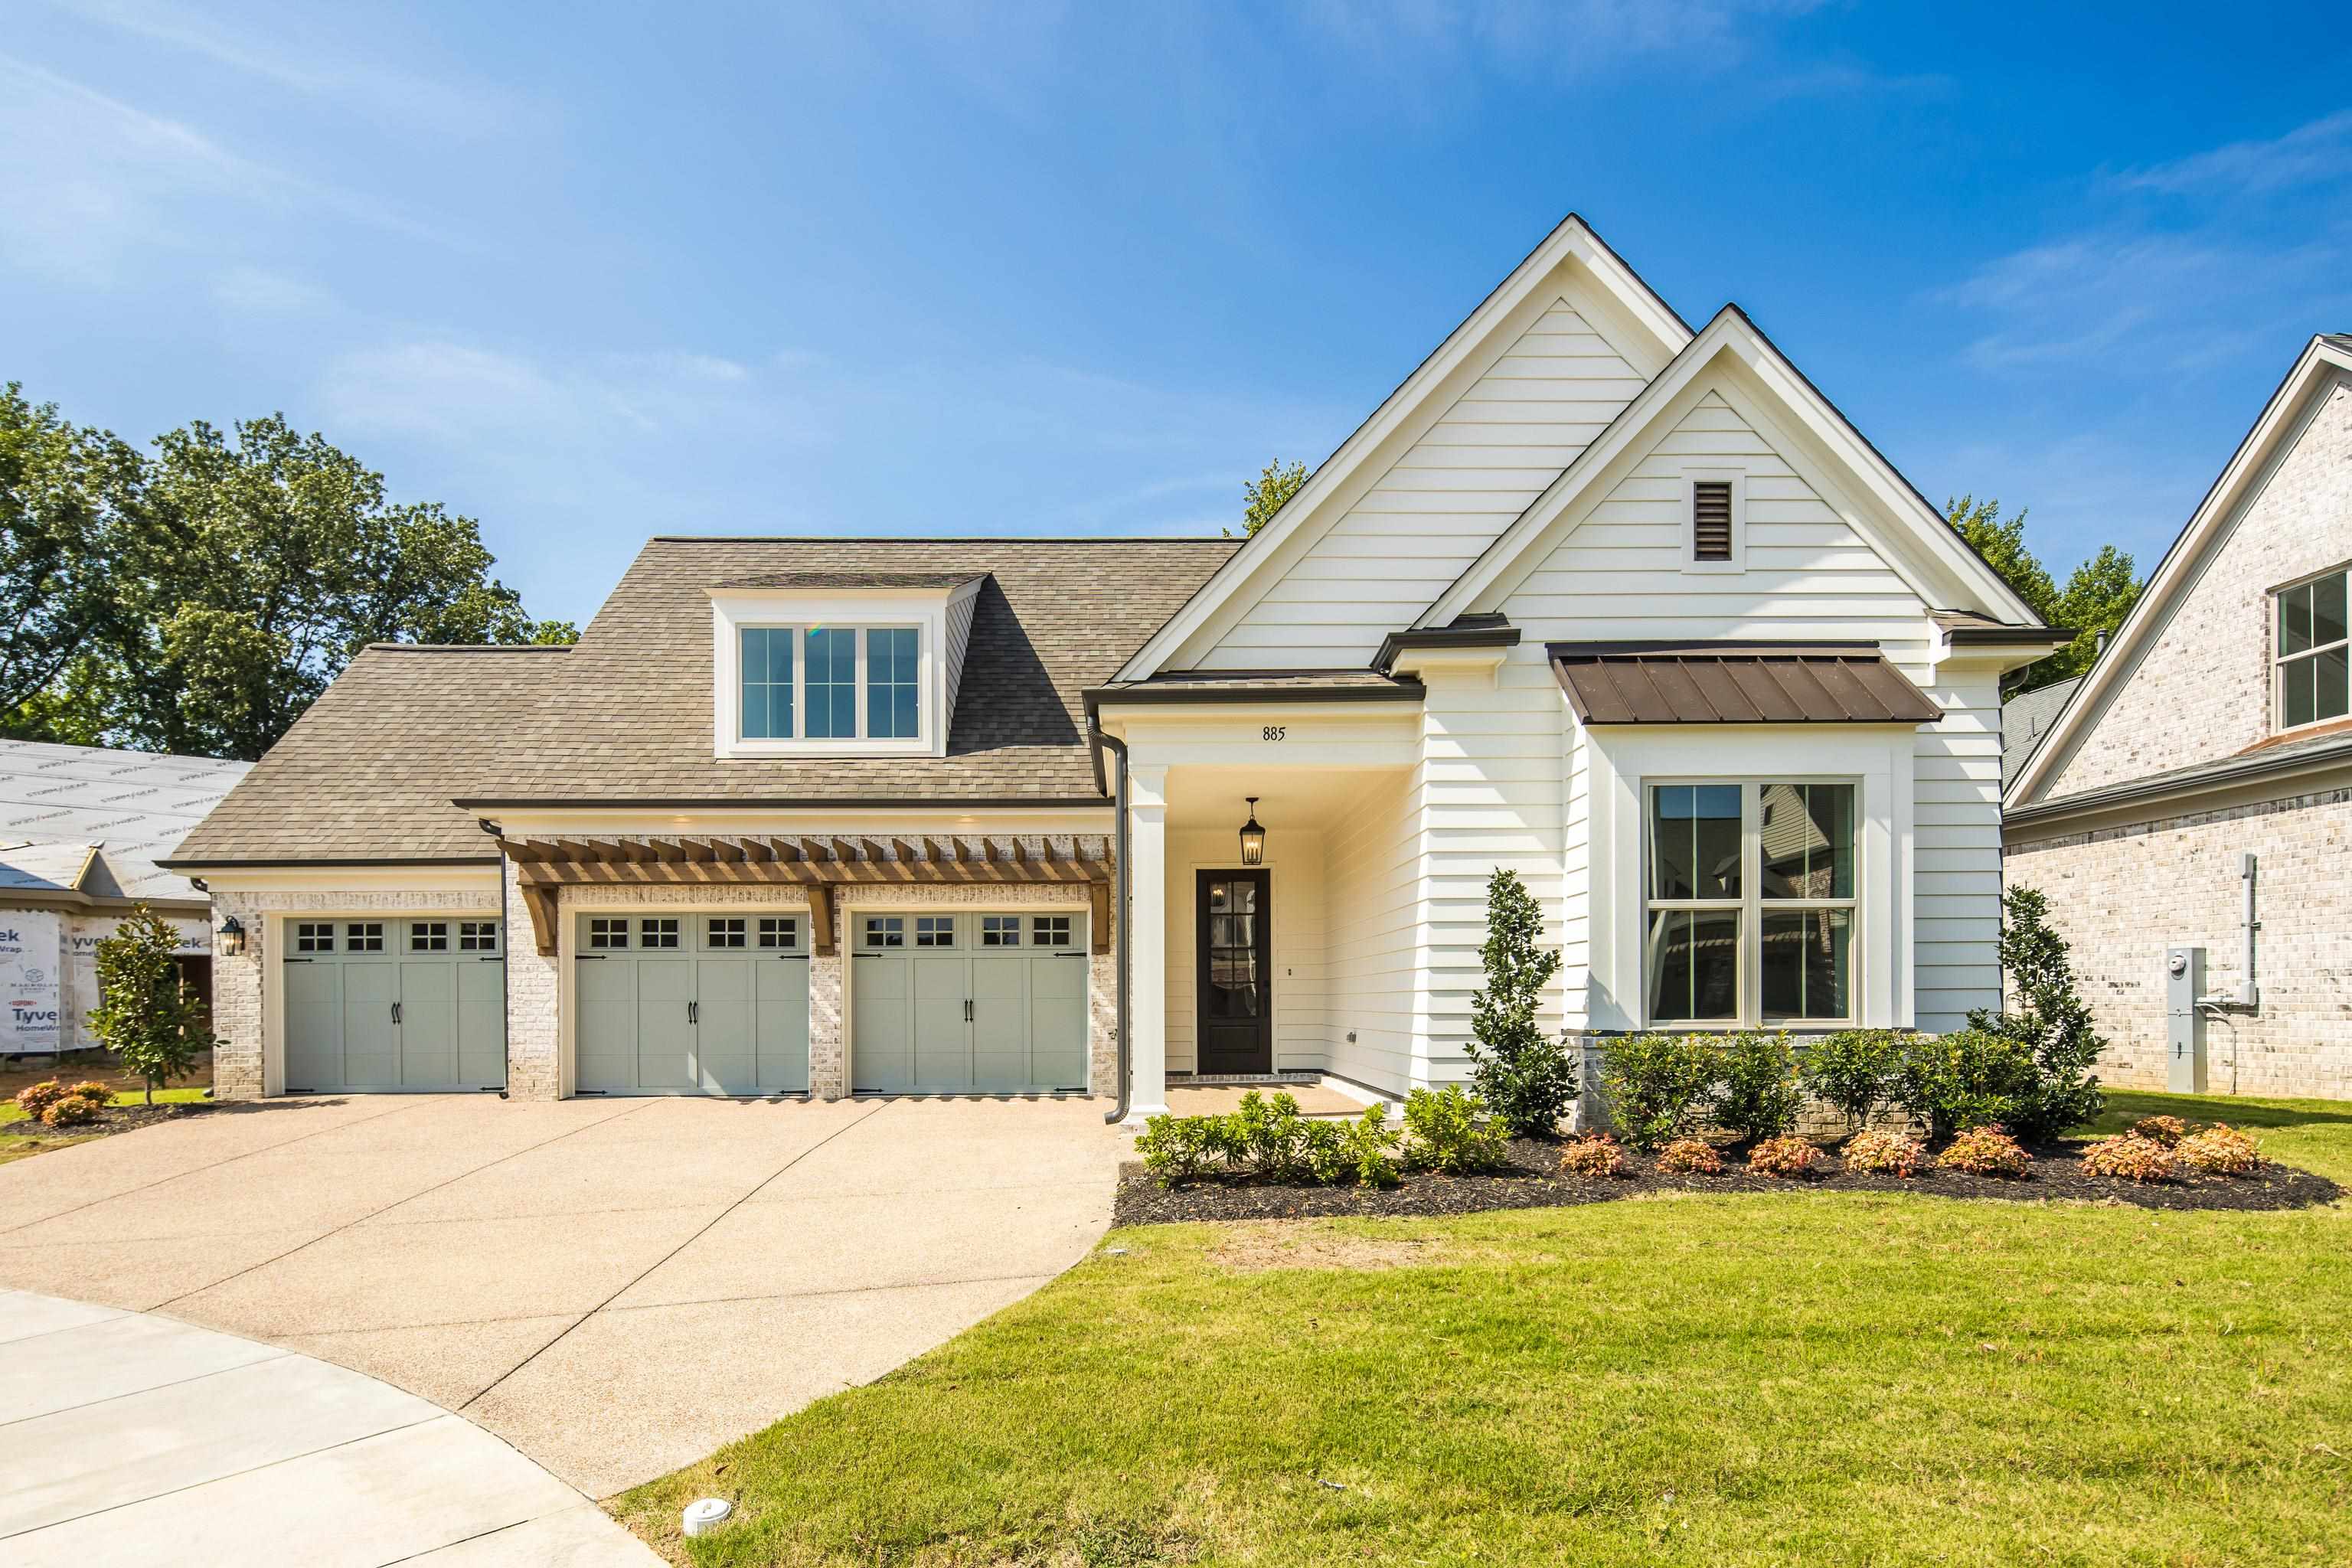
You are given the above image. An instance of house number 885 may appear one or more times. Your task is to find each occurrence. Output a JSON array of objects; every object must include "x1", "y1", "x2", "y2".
[{"x1": 1261, "y1": 725, "x2": 1287, "y2": 741}]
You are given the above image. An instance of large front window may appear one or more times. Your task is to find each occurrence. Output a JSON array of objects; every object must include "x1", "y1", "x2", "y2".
[
  {"x1": 2276, "y1": 567, "x2": 2348, "y2": 731},
  {"x1": 1646, "y1": 781, "x2": 1857, "y2": 1026},
  {"x1": 736, "y1": 625, "x2": 921, "y2": 743}
]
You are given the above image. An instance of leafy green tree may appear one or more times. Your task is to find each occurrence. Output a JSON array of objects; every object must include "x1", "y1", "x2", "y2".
[
  {"x1": 2, "y1": 391, "x2": 573, "y2": 760},
  {"x1": 1231, "y1": 459, "x2": 1308, "y2": 538},
  {"x1": 1969, "y1": 884, "x2": 2106, "y2": 1140},
  {"x1": 0, "y1": 385, "x2": 145, "y2": 736},
  {"x1": 90, "y1": 906, "x2": 215, "y2": 1105},
  {"x1": 1945, "y1": 495, "x2": 2141, "y2": 694},
  {"x1": 1465, "y1": 868, "x2": 1573, "y2": 1135}
]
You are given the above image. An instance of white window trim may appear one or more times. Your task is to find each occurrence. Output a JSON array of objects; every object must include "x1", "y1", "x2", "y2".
[
  {"x1": 2270, "y1": 561, "x2": 2350, "y2": 736},
  {"x1": 710, "y1": 587, "x2": 974, "y2": 759},
  {"x1": 1678, "y1": 466, "x2": 1747, "y2": 576},
  {"x1": 1640, "y1": 778, "x2": 1861, "y2": 1029}
]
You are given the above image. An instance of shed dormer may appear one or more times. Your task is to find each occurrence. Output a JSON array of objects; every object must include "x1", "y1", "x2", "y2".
[{"x1": 707, "y1": 572, "x2": 985, "y2": 760}]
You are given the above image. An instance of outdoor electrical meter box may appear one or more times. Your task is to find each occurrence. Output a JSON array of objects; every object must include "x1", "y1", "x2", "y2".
[{"x1": 2167, "y1": 946, "x2": 2207, "y2": 1094}]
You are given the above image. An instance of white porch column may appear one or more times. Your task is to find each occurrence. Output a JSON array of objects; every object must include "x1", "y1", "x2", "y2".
[{"x1": 1125, "y1": 763, "x2": 1170, "y2": 1122}]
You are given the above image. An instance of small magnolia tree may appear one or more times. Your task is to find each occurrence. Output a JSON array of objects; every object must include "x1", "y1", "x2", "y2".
[
  {"x1": 1465, "y1": 867, "x2": 1573, "y2": 1136},
  {"x1": 90, "y1": 905, "x2": 214, "y2": 1105},
  {"x1": 1968, "y1": 884, "x2": 2105, "y2": 1140}
]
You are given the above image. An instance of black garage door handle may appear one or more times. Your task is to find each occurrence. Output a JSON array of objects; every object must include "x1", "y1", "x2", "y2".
[{"x1": 688, "y1": 1000, "x2": 699, "y2": 1024}]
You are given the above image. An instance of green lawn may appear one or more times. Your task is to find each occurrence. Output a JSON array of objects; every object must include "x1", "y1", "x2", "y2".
[{"x1": 618, "y1": 1089, "x2": 2352, "y2": 1566}]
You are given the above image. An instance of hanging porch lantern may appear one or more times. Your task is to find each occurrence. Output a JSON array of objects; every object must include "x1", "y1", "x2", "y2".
[{"x1": 1237, "y1": 797, "x2": 1265, "y2": 867}]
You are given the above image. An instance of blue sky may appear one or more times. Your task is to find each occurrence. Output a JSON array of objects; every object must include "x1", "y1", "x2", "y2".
[{"x1": 4, "y1": 2, "x2": 2349, "y2": 629}]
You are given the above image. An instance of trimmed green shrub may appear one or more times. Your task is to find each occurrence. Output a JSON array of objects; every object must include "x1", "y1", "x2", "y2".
[
  {"x1": 1135, "y1": 1112, "x2": 1237, "y2": 1187},
  {"x1": 1713, "y1": 1031, "x2": 1803, "y2": 1142},
  {"x1": 1598, "y1": 1033, "x2": 1720, "y2": 1151},
  {"x1": 1802, "y1": 1029, "x2": 1908, "y2": 1130},
  {"x1": 1230, "y1": 1089, "x2": 1312, "y2": 1182},
  {"x1": 1966, "y1": 885, "x2": 2106, "y2": 1140},
  {"x1": 1746, "y1": 1135, "x2": 1821, "y2": 1178},
  {"x1": 1842, "y1": 1128, "x2": 1927, "y2": 1177},
  {"x1": 2080, "y1": 1133, "x2": 2177, "y2": 1183},
  {"x1": 1557, "y1": 1133, "x2": 1626, "y2": 1179},
  {"x1": 1401, "y1": 1086, "x2": 1512, "y2": 1174},
  {"x1": 1892, "y1": 1028, "x2": 2040, "y2": 1143},
  {"x1": 2175, "y1": 1124, "x2": 2260, "y2": 1175},
  {"x1": 1302, "y1": 1105, "x2": 1403, "y2": 1188},
  {"x1": 1655, "y1": 1136, "x2": 1723, "y2": 1175},
  {"x1": 14, "y1": 1080, "x2": 69, "y2": 1120},
  {"x1": 1936, "y1": 1125, "x2": 2032, "y2": 1178},
  {"x1": 1465, "y1": 868, "x2": 1575, "y2": 1136}
]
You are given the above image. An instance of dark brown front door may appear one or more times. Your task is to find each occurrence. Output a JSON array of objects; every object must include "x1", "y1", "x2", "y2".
[{"x1": 1196, "y1": 870, "x2": 1271, "y2": 1075}]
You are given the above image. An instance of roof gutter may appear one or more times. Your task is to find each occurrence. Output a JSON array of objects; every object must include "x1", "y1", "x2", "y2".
[
  {"x1": 1080, "y1": 680, "x2": 1425, "y2": 723},
  {"x1": 1371, "y1": 616, "x2": 1521, "y2": 675},
  {"x1": 1089, "y1": 718, "x2": 1134, "y2": 1127},
  {"x1": 2005, "y1": 739, "x2": 2352, "y2": 831}
]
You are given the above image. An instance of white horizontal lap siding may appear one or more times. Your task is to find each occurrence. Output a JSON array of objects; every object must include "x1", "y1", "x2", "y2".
[
  {"x1": 1915, "y1": 669, "x2": 2005, "y2": 1031},
  {"x1": 1322, "y1": 772, "x2": 1420, "y2": 1094},
  {"x1": 1200, "y1": 301, "x2": 1650, "y2": 670},
  {"x1": 1418, "y1": 661, "x2": 1569, "y2": 1086},
  {"x1": 1498, "y1": 386, "x2": 1979, "y2": 1033},
  {"x1": 1163, "y1": 827, "x2": 1326, "y2": 1076}
]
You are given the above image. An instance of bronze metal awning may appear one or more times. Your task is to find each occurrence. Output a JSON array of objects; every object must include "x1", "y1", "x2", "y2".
[
  {"x1": 496, "y1": 835, "x2": 1112, "y2": 957},
  {"x1": 1547, "y1": 642, "x2": 1942, "y2": 726}
]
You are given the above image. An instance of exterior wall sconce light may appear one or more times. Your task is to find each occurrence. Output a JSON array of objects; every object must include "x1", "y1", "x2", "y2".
[
  {"x1": 1238, "y1": 797, "x2": 1265, "y2": 867},
  {"x1": 217, "y1": 916, "x2": 247, "y2": 957}
]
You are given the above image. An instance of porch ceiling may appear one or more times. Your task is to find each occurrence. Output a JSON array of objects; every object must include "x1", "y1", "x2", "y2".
[{"x1": 1160, "y1": 766, "x2": 1406, "y2": 830}]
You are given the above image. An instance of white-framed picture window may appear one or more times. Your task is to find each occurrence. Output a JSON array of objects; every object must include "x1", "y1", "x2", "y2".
[
  {"x1": 733, "y1": 623, "x2": 924, "y2": 744},
  {"x1": 2275, "y1": 566, "x2": 2349, "y2": 731},
  {"x1": 1645, "y1": 780, "x2": 1857, "y2": 1026}
]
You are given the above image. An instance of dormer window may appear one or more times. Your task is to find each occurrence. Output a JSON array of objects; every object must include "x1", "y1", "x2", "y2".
[
  {"x1": 2275, "y1": 565, "x2": 2349, "y2": 731},
  {"x1": 709, "y1": 575, "x2": 984, "y2": 759}
]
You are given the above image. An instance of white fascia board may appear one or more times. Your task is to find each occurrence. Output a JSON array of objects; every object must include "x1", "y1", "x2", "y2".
[
  {"x1": 1423, "y1": 308, "x2": 2042, "y2": 629},
  {"x1": 2007, "y1": 337, "x2": 2352, "y2": 807},
  {"x1": 491, "y1": 806, "x2": 1113, "y2": 838},
  {"x1": 1112, "y1": 215, "x2": 1692, "y2": 681},
  {"x1": 199, "y1": 865, "x2": 505, "y2": 894}
]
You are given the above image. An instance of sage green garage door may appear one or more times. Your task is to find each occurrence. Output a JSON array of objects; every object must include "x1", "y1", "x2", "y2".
[
  {"x1": 573, "y1": 913, "x2": 811, "y2": 1096},
  {"x1": 283, "y1": 918, "x2": 507, "y2": 1093},
  {"x1": 850, "y1": 911, "x2": 1089, "y2": 1094}
]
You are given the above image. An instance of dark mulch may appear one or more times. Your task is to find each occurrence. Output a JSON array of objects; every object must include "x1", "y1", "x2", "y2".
[
  {"x1": 0, "y1": 1102, "x2": 211, "y2": 1142},
  {"x1": 1112, "y1": 1135, "x2": 2341, "y2": 1227}
]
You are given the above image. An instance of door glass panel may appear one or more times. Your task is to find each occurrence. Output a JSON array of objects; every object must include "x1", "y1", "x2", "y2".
[
  {"x1": 864, "y1": 916, "x2": 904, "y2": 948},
  {"x1": 1031, "y1": 916, "x2": 1072, "y2": 948},
  {"x1": 981, "y1": 916, "x2": 1021, "y2": 946},
  {"x1": 295, "y1": 922, "x2": 335, "y2": 953},
  {"x1": 1762, "y1": 783, "x2": 1854, "y2": 900},
  {"x1": 458, "y1": 921, "x2": 498, "y2": 952},
  {"x1": 1650, "y1": 786, "x2": 1742, "y2": 900},
  {"x1": 706, "y1": 917, "x2": 746, "y2": 949},
  {"x1": 915, "y1": 916, "x2": 956, "y2": 947},
  {"x1": 756, "y1": 916, "x2": 798, "y2": 949},
  {"x1": 345, "y1": 922, "x2": 385, "y2": 952},
  {"x1": 409, "y1": 922, "x2": 449, "y2": 952},
  {"x1": 1762, "y1": 908, "x2": 1852, "y2": 1019},
  {"x1": 587, "y1": 917, "x2": 629, "y2": 950},
  {"x1": 1204, "y1": 877, "x2": 1263, "y2": 1020},
  {"x1": 639, "y1": 918, "x2": 680, "y2": 949},
  {"x1": 1647, "y1": 909, "x2": 1739, "y2": 1021}
]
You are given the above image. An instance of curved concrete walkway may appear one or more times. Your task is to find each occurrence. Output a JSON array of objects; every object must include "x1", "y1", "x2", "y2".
[{"x1": 0, "y1": 1288, "x2": 658, "y2": 1566}]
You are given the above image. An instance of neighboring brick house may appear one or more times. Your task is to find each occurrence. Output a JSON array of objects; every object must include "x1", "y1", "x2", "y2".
[
  {"x1": 165, "y1": 216, "x2": 2059, "y2": 1117},
  {"x1": 2005, "y1": 335, "x2": 2352, "y2": 1101}
]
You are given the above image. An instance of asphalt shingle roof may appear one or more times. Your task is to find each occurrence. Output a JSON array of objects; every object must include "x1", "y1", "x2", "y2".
[
  {"x1": 170, "y1": 537, "x2": 1240, "y2": 864},
  {"x1": 2000, "y1": 677, "x2": 2082, "y2": 787}
]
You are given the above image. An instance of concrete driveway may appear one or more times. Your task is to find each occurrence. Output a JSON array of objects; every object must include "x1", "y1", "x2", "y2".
[{"x1": 0, "y1": 1094, "x2": 1129, "y2": 1501}]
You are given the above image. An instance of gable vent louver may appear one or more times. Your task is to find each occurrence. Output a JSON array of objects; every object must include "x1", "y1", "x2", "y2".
[{"x1": 1693, "y1": 482, "x2": 1733, "y2": 561}]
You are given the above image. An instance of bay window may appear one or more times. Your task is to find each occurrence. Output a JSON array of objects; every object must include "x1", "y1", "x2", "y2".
[{"x1": 1646, "y1": 781, "x2": 1857, "y2": 1026}]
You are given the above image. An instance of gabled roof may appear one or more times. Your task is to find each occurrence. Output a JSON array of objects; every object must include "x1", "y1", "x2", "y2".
[
  {"x1": 2000, "y1": 677, "x2": 2082, "y2": 787},
  {"x1": 0, "y1": 739, "x2": 251, "y2": 904},
  {"x1": 2007, "y1": 334, "x2": 2352, "y2": 806},
  {"x1": 1115, "y1": 214, "x2": 1694, "y2": 681},
  {"x1": 1419, "y1": 305, "x2": 2045, "y2": 629},
  {"x1": 169, "y1": 538, "x2": 1240, "y2": 866}
]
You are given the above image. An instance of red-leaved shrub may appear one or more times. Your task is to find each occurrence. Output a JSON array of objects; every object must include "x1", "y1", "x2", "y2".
[
  {"x1": 2174, "y1": 1124, "x2": 2260, "y2": 1176},
  {"x1": 2130, "y1": 1115, "x2": 2190, "y2": 1147},
  {"x1": 41, "y1": 1096, "x2": 101, "y2": 1128},
  {"x1": 1937, "y1": 1125, "x2": 2032, "y2": 1178},
  {"x1": 1557, "y1": 1134, "x2": 1627, "y2": 1179},
  {"x1": 1746, "y1": 1135, "x2": 1820, "y2": 1178},
  {"x1": 67, "y1": 1081, "x2": 114, "y2": 1107},
  {"x1": 1656, "y1": 1137, "x2": 1723, "y2": 1175},
  {"x1": 2079, "y1": 1133, "x2": 2177, "y2": 1182},
  {"x1": 1843, "y1": 1129, "x2": 1927, "y2": 1177},
  {"x1": 14, "y1": 1080, "x2": 67, "y2": 1120}
]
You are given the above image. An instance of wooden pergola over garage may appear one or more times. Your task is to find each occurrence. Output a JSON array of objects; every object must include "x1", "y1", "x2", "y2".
[{"x1": 495, "y1": 835, "x2": 1115, "y2": 957}]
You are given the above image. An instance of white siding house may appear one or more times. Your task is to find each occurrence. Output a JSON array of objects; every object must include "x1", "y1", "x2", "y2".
[{"x1": 173, "y1": 216, "x2": 2056, "y2": 1121}]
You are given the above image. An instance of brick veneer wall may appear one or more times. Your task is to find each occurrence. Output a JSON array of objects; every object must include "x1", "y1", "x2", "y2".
[
  {"x1": 2043, "y1": 381, "x2": 2352, "y2": 798},
  {"x1": 2004, "y1": 786, "x2": 2352, "y2": 1100},
  {"x1": 208, "y1": 886, "x2": 501, "y2": 1101}
]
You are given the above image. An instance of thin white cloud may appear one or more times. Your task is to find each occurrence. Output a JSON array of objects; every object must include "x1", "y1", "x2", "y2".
[
  {"x1": 36, "y1": 0, "x2": 524, "y2": 136},
  {"x1": 2117, "y1": 109, "x2": 2352, "y2": 198}
]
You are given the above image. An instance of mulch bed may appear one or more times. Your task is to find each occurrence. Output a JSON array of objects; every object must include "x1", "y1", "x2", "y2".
[
  {"x1": 1113, "y1": 1135, "x2": 2341, "y2": 1227},
  {"x1": 0, "y1": 1102, "x2": 211, "y2": 1143}
]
